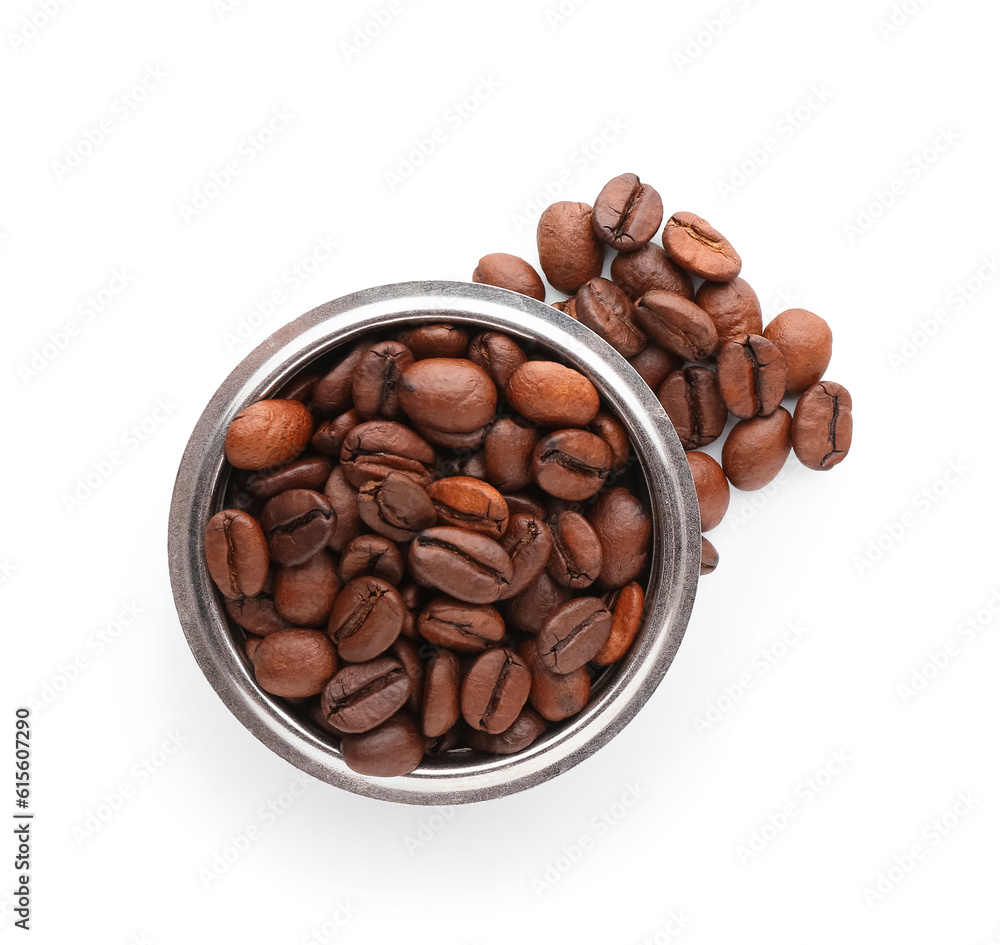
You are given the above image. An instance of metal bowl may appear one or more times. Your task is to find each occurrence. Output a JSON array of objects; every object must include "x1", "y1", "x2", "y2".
[{"x1": 168, "y1": 280, "x2": 701, "y2": 804}]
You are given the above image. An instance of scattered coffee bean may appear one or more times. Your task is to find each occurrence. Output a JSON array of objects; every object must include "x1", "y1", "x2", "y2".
[
  {"x1": 274, "y1": 549, "x2": 340, "y2": 627},
  {"x1": 338, "y1": 533, "x2": 406, "y2": 585},
  {"x1": 467, "y1": 332, "x2": 528, "y2": 391},
  {"x1": 467, "y1": 706, "x2": 548, "y2": 754},
  {"x1": 247, "y1": 456, "x2": 333, "y2": 501},
  {"x1": 695, "y1": 277, "x2": 762, "y2": 345},
  {"x1": 473, "y1": 253, "x2": 546, "y2": 301},
  {"x1": 536, "y1": 201, "x2": 605, "y2": 294},
  {"x1": 547, "y1": 510, "x2": 604, "y2": 590},
  {"x1": 499, "y1": 512, "x2": 553, "y2": 599},
  {"x1": 425, "y1": 476, "x2": 508, "y2": 538},
  {"x1": 662, "y1": 211, "x2": 742, "y2": 282},
  {"x1": 592, "y1": 172, "x2": 663, "y2": 251},
  {"x1": 656, "y1": 366, "x2": 728, "y2": 451},
  {"x1": 700, "y1": 536, "x2": 719, "y2": 576},
  {"x1": 484, "y1": 418, "x2": 539, "y2": 492},
  {"x1": 532, "y1": 429, "x2": 612, "y2": 501},
  {"x1": 352, "y1": 340, "x2": 414, "y2": 421},
  {"x1": 357, "y1": 472, "x2": 436, "y2": 542},
  {"x1": 586, "y1": 487, "x2": 651, "y2": 589},
  {"x1": 594, "y1": 582, "x2": 645, "y2": 665},
  {"x1": 716, "y1": 333, "x2": 787, "y2": 419},
  {"x1": 791, "y1": 381, "x2": 853, "y2": 470},
  {"x1": 611, "y1": 244, "x2": 694, "y2": 301},
  {"x1": 687, "y1": 451, "x2": 730, "y2": 532},
  {"x1": 519, "y1": 638, "x2": 591, "y2": 722},
  {"x1": 340, "y1": 712, "x2": 426, "y2": 777},
  {"x1": 340, "y1": 420, "x2": 435, "y2": 488},
  {"x1": 722, "y1": 408, "x2": 793, "y2": 491},
  {"x1": 397, "y1": 358, "x2": 497, "y2": 434},
  {"x1": 574, "y1": 277, "x2": 647, "y2": 357},
  {"x1": 763, "y1": 308, "x2": 833, "y2": 394},
  {"x1": 396, "y1": 324, "x2": 470, "y2": 360},
  {"x1": 634, "y1": 290, "x2": 719, "y2": 362},
  {"x1": 409, "y1": 526, "x2": 514, "y2": 604}
]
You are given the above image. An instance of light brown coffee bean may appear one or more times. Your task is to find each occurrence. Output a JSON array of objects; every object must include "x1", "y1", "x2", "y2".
[
  {"x1": 716, "y1": 334, "x2": 787, "y2": 419},
  {"x1": 574, "y1": 277, "x2": 647, "y2": 357},
  {"x1": 426, "y1": 476, "x2": 508, "y2": 538},
  {"x1": 696, "y1": 277, "x2": 762, "y2": 345},
  {"x1": 397, "y1": 358, "x2": 497, "y2": 434},
  {"x1": 763, "y1": 308, "x2": 833, "y2": 394},
  {"x1": 408, "y1": 526, "x2": 514, "y2": 604},
  {"x1": 473, "y1": 253, "x2": 546, "y2": 301},
  {"x1": 657, "y1": 366, "x2": 728, "y2": 451},
  {"x1": 791, "y1": 381, "x2": 853, "y2": 470},
  {"x1": 611, "y1": 243, "x2": 694, "y2": 301},
  {"x1": 224, "y1": 575, "x2": 288, "y2": 636},
  {"x1": 338, "y1": 534, "x2": 405, "y2": 585},
  {"x1": 506, "y1": 361, "x2": 600, "y2": 428},
  {"x1": 634, "y1": 290, "x2": 718, "y2": 361},
  {"x1": 594, "y1": 582, "x2": 644, "y2": 665},
  {"x1": 687, "y1": 451, "x2": 730, "y2": 531},
  {"x1": 467, "y1": 332, "x2": 528, "y2": 392},
  {"x1": 466, "y1": 706, "x2": 547, "y2": 754},
  {"x1": 536, "y1": 201, "x2": 606, "y2": 294},
  {"x1": 722, "y1": 407, "x2": 793, "y2": 491},
  {"x1": 204, "y1": 509, "x2": 269, "y2": 600},
  {"x1": 252, "y1": 629, "x2": 337, "y2": 698},
  {"x1": 224, "y1": 399, "x2": 314, "y2": 470},
  {"x1": 591, "y1": 173, "x2": 663, "y2": 251},
  {"x1": 396, "y1": 324, "x2": 470, "y2": 360},
  {"x1": 662, "y1": 211, "x2": 742, "y2": 281}
]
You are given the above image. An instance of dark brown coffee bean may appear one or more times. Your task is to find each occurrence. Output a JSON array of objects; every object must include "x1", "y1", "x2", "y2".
[
  {"x1": 224, "y1": 399, "x2": 314, "y2": 471},
  {"x1": 763, "y1": 309, "x2": 833, "y2": 394},
  {"x1": 592, "y1": 173, "x2": 663, "y2": 251},
  {"x1": 484, "y1": 418, "x2": 539, "y2": 492},
  {"x1": 418, "y1": 596, "x2": 505, "y2": 652},
  {"x1": 204, "y1": 509, "x2": 270, "y2": 599},
  {"x1": 322, "y1": 466, "x2": 362, "y2": 552},
  {"x1": 467, "y1": 705, "x2": 547, "y2": 754},
  {"x1": 532, "y1": 429, "x2": 612, "y2": 501},
  {"x1": 252, "y1": 629, "x2": 337, "y2": 698},
  {"x1": 415, "y1": 423, "x2": 489, "y2": 451},
  {"x1": 352, "y1": 341, "x2": 415, "y2": 421},
  {"x1": 627, "y1": 343, "x2": 682, "y2": 391},
  {"x1": 656, "y1": 366, "x2": 728, "y2": 450},
  {"x1": 791, "y1": 381, "x2": 853, "y2": 471},
  {"x1": 634, "y1": 290, "x2": 719, "y2": 361},
  {"x1": 502, "y1": 492, "x2": 548, "y2": 521},
  {"x1": 594, "y1": 582, "x2": 644, "y2": 665},
  {"x1": 338, "y1": 534, "x2": 405, "y2": 585},
  {"x1": 396, "y1": 324, "x2": 470, "y2": 360},
  {"x1": 722, "y1": 407, "x2": 792, "y2": 491},
  {"x1": 473, "y1": 253, "x2": 546, "y2": 301},
  {"x1": 340, "y1": 711, "x2": 426, "y2": 776},
  {"x1": 537, "y1": 201, "x2": 606, "y2": 294},
  {"x1": 390, "y1": 637, "x2": 425, "y2": 714},
  {"x1": 506, "y1": 569, "x2": 572, "y2": 633},
  {"x1": 260, "y1": 489, "x2": 336, "y2": 566},
  {"x1": 507, "y1": 360, "x2": 600, "y2": 428},
  {"x1": 460, "y1": 647, "x2": 532, "y2": 733},
  {"x1": 584, "y1": 410, "x2": 629, "y2": 473},
  {"x1": 433, "y1": 448, "x2": 488, "y2": 482},
  {"x1": 467, "y1": 332, "x2": 528, "y2": 392},
  {"x1": 716, "y1": 333, "x2": 787, "y2": 419},
  {"x1": 498, "y1": 513, "x2": 553, "y2": 599},
  {"x1": 224, "y1": 577, "x2": 289, "y2": 636},
  {"x1": 397, "y1": 358, "x2": 497, "y2": 434},
  {"x1": 696, "y1": 277, "x2": 763, "y2": 345},
  {"x1": 687, "y1": 452, "x2": 730, "y2": 532},
  {"x1": 320, "y1": 656, "x2": 410, "y2": 733},
  {"x1": 536, "y1": 597, "x2": 612, "y2": 674},
  {"x1": 662, "y1": 211, "x2": 742, "y2": 282},
  {"x1": 312, "y1": 339, "x2": 372, "y2": 414},
  {"x1": 276, "y1": 372, "x2": 319, "y2": 404},
  {"x1": 246, "y1": 456, "x2": 333, "y2": 501},
  {"x1": 357, "y1": 472, "x2": 437, "y2": 541},
  {"x1": 586, "y1": 487, "x2": 651, "y2": 589},
  {"x1": 425, "y1": 476, "x2": 508, "y2": 538},
  {"x1": 700, "y1": 536, "x2": 719, "y2": 576},
  {"x1": 519, "y1": 638, "x2": 591, "y2": 721},
  {"x1": 274, "y1": 549, "x2": 340, "y2": 627},
  {"x1": 311, "y1": 409, "x2": 359, "y2": 457},
  {"x1": 547, "y1": 510, "x2": 603, "y2": 589},
  {"x1": 421, "y1": 649, "x2": 461, "y2": 738},
  {"x1": 574, "y1": 277, "x2": 647, "y2": 357},
  {"x1": 340, "y1": 420, "x2": 435, "y2": 488},
  {"x1": 327, "y1": 576, "x2": 405, "y2": 663},
  {"x1": 611, "y1": 243, "x2": 694, "y2": 301},
  {"x1": 408, "y1": 526, "x2": 514, "y2": 604},
  {"x1": 398, "y1": 583, "x2": 423, "y2": 640}
]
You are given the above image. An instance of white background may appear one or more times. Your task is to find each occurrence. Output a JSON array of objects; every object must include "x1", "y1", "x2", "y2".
[{"x1": 3, "y1": 0, "x2": 999, "y2": 942}]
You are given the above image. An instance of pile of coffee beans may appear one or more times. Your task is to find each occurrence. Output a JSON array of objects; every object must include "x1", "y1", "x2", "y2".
[
  {"x1": 204, "y1": 326, "x2": 653, "y2": 776},
  {"x1": 474, "y1": 172, "x2": 854, "y2": 574}
]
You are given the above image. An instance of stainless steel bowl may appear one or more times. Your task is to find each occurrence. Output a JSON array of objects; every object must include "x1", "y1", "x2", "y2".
[{"x1": 168, "y1": 280, "x2": 701, "y2": 805}]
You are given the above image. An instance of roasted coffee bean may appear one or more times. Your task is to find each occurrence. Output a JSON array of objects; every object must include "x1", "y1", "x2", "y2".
[
  {"x1": 532, "y1": 429, "x2": 612, "y2": 501},
  {"x1": 408, "y1": 526, "x2": 514, "y2": 604},
  {"x1": 460, "y1": 647, "x2": 532, "y2": 733},
  {"x1": 424, "y1": 726, "x2": 462, "y2": 756},
  {"x1": 791, "y1": 381, "x2": 853, "y2": 471},
  {"x1": 204, "y1": 509, "x2": 270, "y2": 599},
  {"x1": 467, "y1": 706, "x2": 547, "y2": 754},
  {"x1": 327, "y1": 576, "x2": 405, "y2": 663},
  {"x1": 397, "y1": 358, "x2": 497, "y2": 435},
  {"x1": 352, "y1": 341, "x2": 415, "y2": 421},
  {"x1": 247, "y1": 456, "x2": 333, "y2": 501},
  {"x1": 763, "y1": 308, "x2": 833, "y2": 394},
  {"x1": 586, "y1": 487, "x2": 651, "y2": 589},
  {"x1": 662, "y1": 211, "x2": 742, "y2": 282},
  {"x1": 396, "y1": 324, "x2": 470, "y2": 360},
  {"x1": 574, "y1": 277, "x2": 647, "y2": 357},
  {"x1": 433, "y1": 448, "x2": 487, "y2": 482},
  {"x1": 340, "y1": 711, "x2": 426, "y2": 776},
  {"x1": 312, "y1": 339, "x2": 372, "y2": 415},
  {"x1": 700, "y1": 536, "x2": 719, "y2": 576},
  {"x1": 320, "y1": 656, "x2": 410, "y2": 733},
  {"x1": 311, "y1": 409, "x2": 359, "y2": 457},
  {"x1": 656, "y1": 366, "x2": 728, "y2": 450},
  {"x1": 696, "y1": 277, "x2": 762, "y2": 345},
  {"x1": 338, "y1": 534, "x2": 405, "y2": 585},
  {"x1": 421, "y1": 649, "x2": 461, "y2": 738},
  {"x1": 467, "y1": 331, "x2": 529, "y2": 392},
  {"x1": 536, "y1": 597, "x2": 612, "y2": 674},
  {"x1": 507, "y1": 360, "x2": 600, "y2": 428},
  {"x1": 484, "y1": 418, "x2": 539, "y2": 492},
  {"x1": 687, "y1": 451, "x2": 730, "y2": 532},
  {"x1": 357, "y1": 472, "x2": 437, "y2": 541},
  {"x1": 634, "y1": 290, "x2": 719, "y2": 362},
  {"x1": 244, "y1": 635, "x2": 263, "y2": 661},
  {"x1": 473, "y1": 253, "x2": 546, "y2": 301},
  {"x1": 224, "y1": 578, "x2": 289, "y2": 636},
  {"x1": 260, "y1": 489, "x2": 336, "y2": 566},
  {"x1": 224, "y1": 399, "x2": 314, "y2": 471},
  {"x1": 547, "y1": 511, "x2": 603, "y2": 590},
  {"x1": 587, "y1": 410, "x2": 630, "y2": 472},
  {"x1": 276, "y1": 372, "x2": 319, "y2": 404},
  {"x1": 499, "y1": 513, "x2": 553, "y2": 599},
  {"x1": 716, "y1": 333, "x2": 787, "y2": 419},
  {"x1": 340, "y1": 420, "x2": 435, "y2": 488},
  {"x1": 626, "y1": 343, "x2": 682, "y2": 391},
  {"x1": 398, "y1": 583, "x2": 423, "y2": 640},
  {"x1": 425, "y1": 476, "x2": 508, "y2": 538},
  {"x1": 594, "y1": 582, "x2": 644, "y2": 665},
  {"x1": 519, "y1": 637, "x2": 591, "y2": 721},
  {"x1": 722, "y1": 407, "x2": 792, "y2": 491},
  {"x1": 416, "y1": 423, "x2": 489, "y2": 451},
  {"x1": 322, "y1": 466, "x2": 362, "y2": 552},
  {"x1": 418, "y1": 596, "x2": 505, "y2": 652},
  {"x1": 592, "y1": 173, "x2": 663, "y2": 251},
  {"x1": 611, "y1": 243, "x2": 694, "y2": 301},
  {"x1": 505, "y1": 568, "x2": 573, "y2": 634},
  {"x1": 252, "y1": 629, "x2": 337, "y2": 698},
  {"x1": 391, "y1": 637, "x2": 425, "y2": 714},
  {"x1": 274, "y1": 549, "x2": 340, "y2": 627},
  {"x1": 502, "y1": 492, "x2": 548, "y2": 522},
  {"x1": 536, "y1": 201, "x2": 606, "y2": 294}
]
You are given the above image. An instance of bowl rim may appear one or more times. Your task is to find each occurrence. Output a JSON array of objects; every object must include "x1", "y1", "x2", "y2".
[{"x1": 167, "y1": 280, "x2": 701, "y2": 805}]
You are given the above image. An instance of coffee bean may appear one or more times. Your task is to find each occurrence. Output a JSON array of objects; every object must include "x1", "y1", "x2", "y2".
[
  {"x1": 415, "y1": 422, "x2": 490, "y2": 451},
  {"x1": 762, "y1": 308, "x2": 832, "y2": 394},
  {"x1": 502, "y1": 492, "x2": 548, "y2": 522},
  {"x1": 594, "y1": 582, "x2": 644, "y2": 665},
  {"x1": 687, "y1": 452, "x2": 730, "y2": 531},
  {"x1": 340, "y1": 711, "x2": 426, "y2": 776},
  {"x1": 484, "y1": 417, "x2": 539, "y2": 492},
  {"x1": 467, "y1": 331, "x2": 529, "y2": 392},
  {"x1": 656, "y1": 366, "x2": 728, "y2": 450},
  {"x1": 634, "y1": 290, "x2": 719, "y2": 361},
  {"x1": 340, "y1": 420, "x2": 435, "y2": 488},
  {"x1": 626, "y1": 343, "x2": 683, "y2": 391},
  {"x1": 274, "y1": 549, "x2": 340, "y2": 627},
  {"x1": 421, "y1": 649, "x2": 461, "y2": 738},
  {"x1": 467, "y1": 706, "x2": 547, "y2": 754},
  {"x1": 246, "y1": 456, "x2": 333, "y2": 501},
  {"x1": 409, "y1": 526, "x2": 514, "y2": 604},
  {"x1": 398, "y1": 582, "x2": 423, "y2": 640},
  {"x1": 252, "y1": 629, "x2": 337, "y2": 698},
  {"x1": 433, "y1": 448, "x2": 487, "y2": 482},
  {"x1": 352, "y1": 341, "x2": 415, "y2": 421},
  {"x1": 259, "y1": 489, "x2": 336, "y2": 566},
  {"x1": 592, "y1": 173, "x2": 663, "y2": 251},
  {"x1": 519, "y1": 637, "x2": 591, "y2": 721},
  {"x1": 460, "y1": 647, "x2": 532, "y2": 733},
  {"x1": 507, "y1": 360, "x2": 600, "y2": 428},
  {"x1": 312, "y1": 339, "x2": 373, "y2": 415},
  {"x1": 662, "y1": 211, "x2": 742, "y2": 282},
  {"x1": 204, "y1": 509, "x2": 270, "y2": 599},
  {"x1": 327, "y1": 576, "x2": 405, "y2": 663},
  {"x1": 722, "y1": 407, "x2": 792, "y2": 491},
  {"x1": 532, "y1": 429, "x2": 612, "y2": 501},
  {"x1": 695, "y1": 277, "x2": 763, "y2": 345},
  {"x1": 791, "y1": 381, "x2": 853, "y2": 470},
  {"x1": 322, "y1": 466, "x2": 362, "y2": 552},
  {"x1": 536, "y1": 597, "x2": 612, "y2": 674},
  {"x1": 536, "y1": 201, "x2": 606, "y2": 294},
  {"x1": 716, "y1": 333, "x2": 787, "y2": 419},
  {"x1": 244, "y1": 635, "x2": 262, "y2": 661},
  {"x1": 426, "y1": 476, "x2": 508, "y2": 538},
  {"x1": 338, "y1": 534, "x2": 405, "y2": 585},
  {"x1": 224, "y1": 399, "x2": 314, "y2": 471},
  {"x1": 588, "y1": 410, "x2": 631, "y2": 472},
  {"x1": 499, "y1": 512, "x2": 553, "y2": 599},
  {"x1": 357, "y1": 472, "x2": 437, "y2": 541},
  {"x1": 321, "y1": 656, "x2": 410, "y2": 733},
  {"x1": 277, "y1": 372, "x2": 319, "y2": 404},
  {"x1": 574, "y1": 277, "x2": 647, "y2": 357},
  {"x1": 611, "y1": 243, "x2": 694, "y2": 301},
  {"x1": 396, "y1": 324, "x2": 470, "y2": 360},
  {"x1": 418, "y1": 596, "x2": 505, "y2": 652},
  {"x1": 224, "y1": 576, "x2": 289, "y2": 636},
  {"x1": 700, "y1": 536, "x2": 719, "y2": 576},
  {"x1": 505, "y1": 568, "x2": 572, "y2": 634},
  {"x1": 311, "y1": 409, "x2": 359, "y2": 457},
  {"x1": 391, "y1": 637, "x2": 425, "y2": 714},
  {"x1": 473, "y1": 253, "x2": 546, "y2": 301},
  {"x1": 397, "y1": 358, "x2": 497, "y2": 434},
  {"x1": 586, "y1": 487, "x2": 651, "y2": 589},
  {"x1": 547, "y1": 511, "x2": 604, "y2": 590}
]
